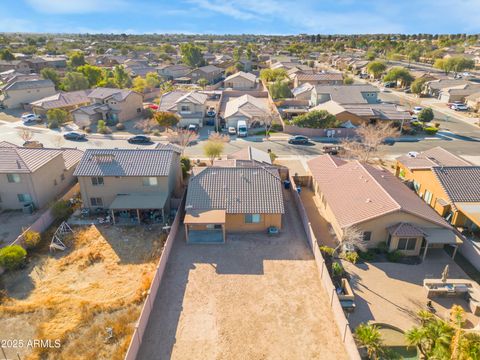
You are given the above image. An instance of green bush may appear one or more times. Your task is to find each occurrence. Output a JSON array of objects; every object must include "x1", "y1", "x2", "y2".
[
  {"x1": 23, "y1": 230, "x2": 41, "y2": 249},
  {"x1": 0, "y1": 245, "x2": 27, "y2": 270},
  {"x1": 271, "y1": 123, "x2": 283, "y2": 132},
  {"x1": 51, "y1": 200, "x2": 72, "y2": 220},
  {"x1": 376, "y1": 241, "x2": 388, "y2": 254},
  {"x1": 332, "y1": 262, "x2": 344, "y2": 277},
  {"x1": 47, "y1": 119, "x2": 60, "y2": 129},
  {"x1": 180, "y1": 156, "x2": 191, "y2": 179},
  {"x1": 359, "y1": 250, "x2": 376, "y2": 261},
  {"x1": 343, "y1": 251, "x2": 359, "y2": 264},
  {"x1": 411, "y1": 121, "x2": 423, "y2": 127},
  {"x1": 84, "y1": 127, "x2": 92, "y2": 133},
  {"x1": 320, "y1": 246, "x2": 335, "y2": 257},
  {"x1": 386, "y1": 250, "x2": 403, "y2": 263},
  {"x1": 424, "y1": 127, "x2": 438, "y2": 135}
]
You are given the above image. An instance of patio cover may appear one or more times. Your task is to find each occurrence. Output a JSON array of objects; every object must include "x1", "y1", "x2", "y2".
[
  {"x1": 184, "y1": 209, "x2": 226, "y2": 224},
  {"x1": 423, "y1": 228, "x2": 462, "y2": 245},
  {"x1": 455, "y1": 202, "x2": 480, "y2": 227},
  {"x1": 109, "y1": 192, "x2": 168, "y2": 210}
]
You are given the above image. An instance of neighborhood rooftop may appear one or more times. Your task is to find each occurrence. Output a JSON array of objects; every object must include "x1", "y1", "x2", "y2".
[
  {"x1": 432, "y1": 166, "x2": 480, "y2": 203},
  {"x1": 397, "y1": 147, "x2": 471, "y2": 169}
]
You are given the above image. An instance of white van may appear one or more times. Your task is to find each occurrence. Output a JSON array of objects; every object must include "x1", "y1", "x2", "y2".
[{"x1": 237, "y1": 120, "x2": 248, "y2": 137}]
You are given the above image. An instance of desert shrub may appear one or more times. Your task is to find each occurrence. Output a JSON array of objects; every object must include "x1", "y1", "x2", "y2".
[
  {"x1": 358, "y1": 250, "x2": 376, "y2": 261},
  {"x1": 320, "y1": 246, "x2": 335, "y2": 257},
  {"x1": 115, "y1": 123, "x2": 125, "y2": 131},
  {"x1": 84, "y1": 127, "x2": 92, "y2": 133},
  {"x1": 0, "y1": 245, "x2": 27, "y2": 270},
  {"x1": 23, "y1": 230, "x2": 41, "y2": 249},
  {"x1": 386, "y1": 250, "x2": 403, "y2": 263},
  {"x1": 411, "y1": 121, "x2": 423, "y2": 127},
  {"x1": 51, "y1": 200, "x2": 72, "y2": 221},
  {"x1": 332, "y1": 262, "x2": 344, "y2": 277},
  {"x1": 0, "y1": 289, "x2": 8, "y2": 303},
  {"x1": 47, "y1": 119, "x2": 59, "y2": 129},
  {"x1": 180, "y1": 156, "x2": 191, "y2": 179},
  {"x1": 97, "y1": 120, "x2": 111, "y2": 134},
  {"x1": 342, "y1": 251, "x2": 359, "y2": 264},
  {"x1": 424, "y1": 126, "x2": 438, "y2": 135}
]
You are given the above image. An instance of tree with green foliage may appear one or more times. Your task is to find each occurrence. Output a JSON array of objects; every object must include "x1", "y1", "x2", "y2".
[
  {"x1": 418, "y1": 107, "x2": 434, "y2": 122},
  {"x1": 113, "y1": 65, "x2": 132, "y2": 88},
  {"x1": 68, "y1": 51, "x2": 85, "y2": 69},
  {"x1": 145, "y1": 72, "x2": 160, "y2": 88},
  {"x1": 204, "y1": 140, "x2": 225, "y2": 165},
  {"x1": 291, "y1": 110, "x2": 338, "y2": 129},
  {"x1": 23, "y1": 230, "x2": 41, "y2": 250},
  {"x1": 46, "y1": 108, "x2": 69, "y2": 128},
  {"x1": 343, "y1": 76, "x2": 354, "y2": 85},
  {"x1": 51, "y1": 200, "x2": 72, "y2": 220},
  {"x1": 132, "y1": 76, "x2": 147, "y2": 93},
  {"x1": 366, "y1": 61, "x2": 387, "y2": 79},
  {"x1": 0, "y1": 48, "x2": 15, "y2": 61},
  {"x1": 410, "y1": 77, "x2": 428, "y2": 96},
  {"x1": 259, "y1": 68, "x2": 288, "y2": 82},
  {"x1": 383, "y1": 67, "x2": 414, "y2": 87},
  {"x1": 198, "y1": 78, "x2": 209, "y2": 89},
  {"x1": 180, "y1": 43, "x2": 205, "y2": 68},
  {"x1": 268, "y1": 79, "x2": 292, "y2": 99},
  {"x1": 180, "y1": 156, "x2": 191, "y2": 179},
  {"x1": 40, "y1": 67, "x2": 61, "y2": 89},
  {"x1": 154, "y1": 111, "x2": 179, "y2": 130},
  {"x1": 0, "y1": 245, "x2": 27, "y2": 271},
  {"x1": 77, "y1": 64, "x2": 103, "y2": 87},
  {"x1": 434, "y1": 56, "x2": 475, "y2": 75},
  {"x1": 62, "y1": 72, "x2": 90, "y2": 91},
  {"x1": 354, "y1": 323, "x2": 384, "y2": 360},
  {"x1": 233, "y1": 46, "x2": 243, "y2": 62}
]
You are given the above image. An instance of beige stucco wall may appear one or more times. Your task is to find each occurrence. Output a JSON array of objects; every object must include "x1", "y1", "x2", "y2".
[
  {"x1": 224, "y1": 77, "x2": 256, "y2": 90},
  {"x1": 106, "y1": 92, "x2": 143, "y2": 122},
  {"x1": 225, "y1": 213, "x2": 282, "y2": 231},
  {"x1": 4, "y1": 85, "x2": 56, "y2": 108}
]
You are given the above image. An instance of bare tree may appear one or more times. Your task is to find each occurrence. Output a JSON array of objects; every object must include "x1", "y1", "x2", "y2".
[
  {"x1": 333, "y1": 226, "x2": 368, "y2": 256},
  {"x1": 262, "y1": 102, "x2": 280, "y2": 139},
  {"x1": 166, "y1": 129, "x2": 199, "y2": 154},
  {"x1": 341, "y1": 122, "x2": 399, "y2": 163},
  {"x1": 18, "y1": 129, "x2": 33, "y2": 142},
  {"x1": 208, "y1": 132, "x2": 230, "y2": 143}
]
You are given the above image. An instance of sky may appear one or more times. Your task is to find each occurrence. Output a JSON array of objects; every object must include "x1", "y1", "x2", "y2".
[{"x1": 0, "y1": 0, "x2": 479, "y2": 35}]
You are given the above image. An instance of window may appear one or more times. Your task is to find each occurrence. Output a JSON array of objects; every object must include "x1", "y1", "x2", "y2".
[
  {"x1": 180, "y1": 105, "x2": 190, "y2": 112},
  {"x1": 91, "y1": 177, "x2": 104, "y2": 186},
  {"x1": 90, "y1": 197, "x2": 103, "y2": 207},
  {"x1": 7, "y1": 174, "x2": 21, "y2": 183},
  {"x1": 363, "y1": 231, "x2": 372, "y2": 241},
  {"x1": 245, "y1": 214, "x2": 261, "y2": 224},
  {"x1": 397, "y1": 237, "x2": 417, "y2": 251},
  {"x1": 424, "y1": 190, "x2": 433, "y2": 205},
  {"x1": 143, "y1": 177, "x2": 158, "y2": 186},
  {"x1": 60, "y1": 174, "x2": 65, "y2": 181},
  {"x1": 17, "y1": 193, "x2": 32, "y2": 203},
  {"x1": 413, "y1": 180, "x2": 421, "y2": 192}
]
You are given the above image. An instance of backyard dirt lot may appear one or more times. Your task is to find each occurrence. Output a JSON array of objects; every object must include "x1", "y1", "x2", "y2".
[
  {"x1": 0, "y1": 224, "x2": 165, "y2": 360},
  {"x1": 138, "y1": 191, "x2": 348, "y2": 360}
]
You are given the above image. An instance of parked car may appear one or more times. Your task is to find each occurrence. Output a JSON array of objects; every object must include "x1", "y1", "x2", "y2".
[
  {"x1": 384, "y1": 81, "x2": 396, "y2": 88},
  {"x1": 21, "y1": 113, "x2": 41, "y2": 124},
  {"x1": 413, "y1": 106, "x2": 423, "y2": 114},
  {"x1": 188, "y1": 124, "x2": 199, "y2": 133},
  {"x1": 237, "y1": 120, "x2": 248, "y2": 137},
  {"x1": 228, "y1": 126, "x2": 236, "y2": 135},
  {"x1": 450, "y1": 103, "x2": 469, "y2": 111},
  {"x1": 63, "y1": 132, "x2": 86, "y2": 141},
  {"x1": 359, "y1": 73, "x2": 369, "y2": 79},
  {"x1": 127, "y1": 135, "x2": 151, "y2": 144},
  {"x1": 382, "y1": 138, "x2": 396, "y2": 145},
  {"x1": 206, "y1": 107, "x2": 216, "y2": 117},
  {"x1": 322, "y1": 145, "x2": 343, "y2": 155},
  {"x1": 288, "y1": 135, "x2": 309, "y2": 145}
]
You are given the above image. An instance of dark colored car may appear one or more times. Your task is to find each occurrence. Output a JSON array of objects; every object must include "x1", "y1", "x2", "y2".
[
  {"x1": 288, "y1": 135, "x2": 309, "y2": 145},
  {"x1": 127, "y1": 135, "x2": 151, "y2": 144},
  {"x1": 382, "y1": 138, "x2": 396, "y2": 145},
  {"x1": 63, "y1": 132, "x2": 86, "y2": 141},
  {"x1": 322, "y1": 145, "x2": 343, "y2": 155}
]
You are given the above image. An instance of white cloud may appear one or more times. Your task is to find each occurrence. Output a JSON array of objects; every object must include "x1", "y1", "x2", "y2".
[
  {"x1": 186, "y1": 0, "x2": 260, "y2": 20},
  {"x1": 25, "y1": 0, "x2": 127, "y2": 14}
]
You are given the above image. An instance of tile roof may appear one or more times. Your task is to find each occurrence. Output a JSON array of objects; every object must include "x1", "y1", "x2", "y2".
[
  {"x1": 227, "y1": 146, "x2": 272, "y2": 164},
  {"x1": 3, "y1": 79, "x2": 54, "y2": 91},
  {"x1": 396, "y1": 147, "x2": 471, "y2": 170},
  {"x1": 73, "y1": 149, "x2": 176, "y2": 177},
  {"x1": 158, "y1": 90, "x2": 207, "y2": 112},
  {"x1": 30, "y1": 90, "x2": 91, "y2": 109},
  {"x1": 313, "y1": 101, "x2": 410, "y2": 121},
  {"x1": 313, "y1": 84, "x2": 378, "y2": 104},
  {"x1": 307, "y1": 155, "x2": 451, "y2": 229},
  {"x1": 87, "y1": 87, "x2": 136, "y2": 101},
  {"x1": 186, "y1": 166, "x2": 284, "y2": 214},
  {"x1": 224, "y1": 71, "x2": 257, "y2": 83},
  {"x1": 432, "y1": 166, "x2": 480, "y2": 203},
  {"x1": 224, "y1": 94, "x2": 269, "y2": 119},
  {"x1": 387, "y1": 222, "x2": 427, "y2": 237},
  {"x1": 292, "y1": 82, "x2": 314, "y2": 97},
  {"x1": 294, "y1": 72, "x2": 343, "y2": 81}
]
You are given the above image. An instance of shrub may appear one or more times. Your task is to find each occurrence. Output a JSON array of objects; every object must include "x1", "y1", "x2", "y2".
[
  {"x1": 51, "y1": 200, "x2": 72, "y2": 221},
  {"x1": 320, "y1": 246, "x2": 335, "y2": 257},
  {"x1": 0, "y1": 245, "x2": 27, "y2": 270},
  {"x1": 115, "y1": 123, "x2": 125, "y2": 131},
  {"x1": 97, "y1": 120, "x2": 111, "y2": 134},
  {"x1": 197, "y1": 161, "x2": 207, "y2": 167},
  {"x1": 343, "y1": 251, "x2": 359, "y2": 264},
  {"x1": 291, "y1": 110, "x2": 339, "y2": 129},
  {"x1": 386, "y1": 250, "x2": 403, "y2": 263},
  {"x1": 375, "y1": 241, "x2": 388, "y2": 254},
  {"x1": 411, "y1": 121, "x2": 423, "y2": 128},
  {"x1": 332, "y1": 262, "x2": 344, "y2": 277},
  {"x1": 359, "y1": 250, "x2": 376, "y2": 261},
  {"x1": 23, "y1": 230, "x2": 41, "y2": 249},
  {"x1": 84, "y1": 127, "x2": 92, "y2": 133},
  {"x1": 47, "y1": 119, "x2": 60, "y2": 129},
  {"x1": 418, "y1": 107, "x2": 434, "y2": 123},
  {"x1": 424, "y1": 126, "x2": 438, "y2": 135},
  {"x1": 180, "y1": 156, "x2": 191, "y2": 178}
]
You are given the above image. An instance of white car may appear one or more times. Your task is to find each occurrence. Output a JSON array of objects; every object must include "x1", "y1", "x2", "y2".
[
  {"x1": 21, "y1": 113, "x2": 41, "y2": 123},
  {"x1": 228, "y1": 126, "x2": 236, "y2": 135},
  {"x1": 450, "y1": 103, "x2": 469, "y2": 111},
  {"x1": 412, "y1": 106, "x2": 423, "y2": 114}
]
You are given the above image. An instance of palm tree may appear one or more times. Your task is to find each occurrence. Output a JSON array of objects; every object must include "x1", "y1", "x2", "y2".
[
  {"x1": 406, "y1": 326, "x2": 429, "y2": 358},
  {"x1": 459, "y1": 332, "x2": 480, "y2": 360},
  {"x1": 354, "y1": 323, "x2": 383, "y2": 359}
]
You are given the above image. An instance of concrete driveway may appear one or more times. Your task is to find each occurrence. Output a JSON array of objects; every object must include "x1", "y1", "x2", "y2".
[{"x1": 137, "y1": 191, "x2": 348, "y2": 360}]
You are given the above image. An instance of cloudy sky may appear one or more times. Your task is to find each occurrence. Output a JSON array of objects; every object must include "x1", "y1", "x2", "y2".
[{"x1": 1, "y1": 0, "x2": 479, "y2": 34}]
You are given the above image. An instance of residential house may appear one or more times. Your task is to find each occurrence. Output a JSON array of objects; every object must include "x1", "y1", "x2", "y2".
[
  {"x1": 184, "y1": 164, "x2": 284, "y2": 243},
  {"x1": 30, "y1": 90, "x2": 91, "y2": 116},
  {"x1": 0, "y1": 60, "x2": 31, "y2": 73},
  {"x1": 0, "y1": 142, "x2": 82, "y2": 210},
  {"x1": 292, "y1": 72, "x2": 343, "y2": 88},
  {"x1": 158, "y1": 90, "x2": 208, "y2": 128},
  {"x1": 72, "y1": 88, "x2": 143, "y2": 127},
  {"x1": 223, "y1": 94, "x2": 271, "y2": 128},
  {"x1": 187, "y1": 65, "x2": 224, "y2": 84},
  {"x1": 23, "y1": 57, "x2": 66, "y2": 73},
  {"x1": 74, "y1": 148, "x2": 181, "y2": 224},
  {"x1": 0, "y1": 79, "x2": 56, "y2": 109},
  {"x1": 292, "y1": 83, "x2": 315, "y2": 100},
  {"x1": 227, "y1": 146, "x2": 272, "y2": 165},
  {"x1": 157, "y1": 64, "x2": 191, "y2": 80},
  {"x1": 466, "y1": 92, "x2": 480, "y2": 111},
  {"x1": 310, "y1": 84, "x2": 379, "y2": 106},
  {"x1": 438, "y1": 83, "x2": 480, "y2": 103},
  {"x1": 395, "y1": 147, "x2": 479, "y2": 230},
  {"x1": 308, "y1": 154, "x2": 460, "y2": 259},
  {"x1": 223, "y1": 71, "x2": 258, "y2": 90},
  {"x1": 425, "y1": 79, "x2": 471, "y2": 98}
]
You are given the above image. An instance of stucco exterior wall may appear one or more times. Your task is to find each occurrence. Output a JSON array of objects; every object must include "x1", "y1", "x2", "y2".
[
  {"x1": 106, "y1": 92, "x2": 143, "y2": 122},
  {"x1": 4, "y1": 85, "x2": 56, "y2": 108},
  {"x1": 224, "y1": 77, "x2": 256, "y2": 90},
  {"x1": 225, "y1": 213, "x2": 282, "y2": 231}
]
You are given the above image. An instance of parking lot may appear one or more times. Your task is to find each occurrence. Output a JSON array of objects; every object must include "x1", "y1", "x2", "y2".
[{"x1": 138, "y1": 191, "x2": 348, "y2": 360}]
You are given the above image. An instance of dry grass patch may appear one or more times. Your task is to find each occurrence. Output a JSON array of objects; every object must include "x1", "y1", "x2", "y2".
[{"x1": 0, "y1": 224, "x2": 166, "y2": 359}]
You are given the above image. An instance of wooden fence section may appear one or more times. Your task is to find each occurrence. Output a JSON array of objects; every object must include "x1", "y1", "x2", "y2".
[
  {"x1": 289, "y1": 177, "x2": 361, "y2": 360},
  {"x1": 124, "y1": 192, "x2": 186, "y2": 360}
]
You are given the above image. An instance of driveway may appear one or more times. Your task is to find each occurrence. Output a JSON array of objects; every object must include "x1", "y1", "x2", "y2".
[{"x1": 137, "y1": 191, "x2": 348, "y2": 360}]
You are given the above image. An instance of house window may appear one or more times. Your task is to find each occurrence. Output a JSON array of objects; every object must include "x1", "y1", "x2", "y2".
[
  {"x1": 245, "y1": 214, "x2": 261, "y2": 224},
  {"x1": 143, "y1": 177, "x2": 158, "y2": 186},
  {"x1": 17, "y1": 193, "x2": 32, "y2": 203},
  {"x1": 180, "y1": 105, "x2": 190, "y2": 112},
  {"x1": 91, "y1": 177, "x2": 104, "y2": 186},
  {"x1": 7, "y1": 174, "x2": 21, "y2": 183},
  {"x1": 90, "y1": 197, "x2": 103, "y2": 207},
  {"x1": 413, "y1": 180, "x2": 421, "y2": 192},
  {"x1": 363, "y1": 231, "x2": 372, "y2": 241},
  {"x1": 424, "y1": 190, "x2": 433, "y2": 205},
  {"x1": 397, "y1": 237, "x2": 417, "y2": 251},
  {"x1": 61, "y1": 174, "x2": 65, "y2": 181},
  {"x1": 137, "y1": 108, "x2": 142, "y2": 113}
]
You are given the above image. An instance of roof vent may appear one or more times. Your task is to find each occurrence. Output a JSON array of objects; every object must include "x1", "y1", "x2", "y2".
[{"x1": 366, "y1": 198, "x2": 372, "y2": 203}]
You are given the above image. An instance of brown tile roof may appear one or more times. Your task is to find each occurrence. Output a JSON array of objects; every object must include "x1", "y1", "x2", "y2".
[
  {"x1": 227, "y1": 146, "x2": 272, "y2": 164},
  {"x1": 396, "y1": 147, "x2": 471, "y2": 170},
  {"x1": 30, "y1": 90, "x2": 91, "y2": 109},
  {"x1": 432, "y1": 166, "x2": 480, "y2": 203},
  {"x1": 295, "y1": 73, "x2": 343, "y2": 81},
  {"x1": 387, "y1": 222, "x2": 427, "y2": 237},
  {"x1": 307, "y1": 155, "x2": 451, "y2": 229}
]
